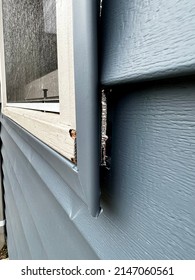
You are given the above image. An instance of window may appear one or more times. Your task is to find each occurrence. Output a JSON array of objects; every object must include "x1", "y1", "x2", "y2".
[
  {"x1": 0, "y1": 0, "x2": 76, "y2": 160},
  {"x1": 0, "y1": 0, "x2": 100, "y2": 216}
]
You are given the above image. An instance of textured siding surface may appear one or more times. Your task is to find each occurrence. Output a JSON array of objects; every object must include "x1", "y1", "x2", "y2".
[
  {"x1": 105, "y1": 78, "x2": 195, "y2": 259},
  {"x1": 1, "y1": 117, "x2": 98, "y2": 259},
  {"x1": 1, "y1": 0, "x2": 195, "y2": 260},
  {"x1": 1, "y1": 78, "x2": 195, "y2": 259},
  {"x1": 101, "y1": 0, "x2": 195, "y2": 85}
]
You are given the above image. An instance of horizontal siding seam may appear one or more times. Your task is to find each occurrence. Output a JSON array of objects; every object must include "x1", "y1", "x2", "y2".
[
  {"x1": 2, "y1": 167, "x2": 32, "y2": 259},
  {"x1": 5, "y1": 210, "x2": 20, "y2": 259},
  {"x1": 101, "y1": 65, "x2": 195, "y2": 86},
  {"x1": 1, "y1": 124, "x2": 99, "y2": 258},
  {"x1": 2, "y1": 148, "x2": 49, "y2": 259}
]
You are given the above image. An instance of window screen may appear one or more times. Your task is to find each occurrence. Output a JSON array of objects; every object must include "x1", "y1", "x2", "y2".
[{"x1": 2, "y1": 0, "x2": 59, "y2": 102}]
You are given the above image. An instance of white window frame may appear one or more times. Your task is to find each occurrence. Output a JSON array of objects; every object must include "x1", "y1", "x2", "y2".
[{"x1": 0, "y1": 0, "x2": 76, "y2": 160}]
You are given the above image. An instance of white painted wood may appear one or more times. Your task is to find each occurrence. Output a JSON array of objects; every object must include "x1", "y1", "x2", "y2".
[
  {"x1": 0, "y1": 0, "x2": 76, "y2": 160},
  {"x1": 7, "y1": 102, "x2": 60, "y2": 113},
  {"x1": 56, "y1": 0, "x2": 76, "y2": 128},
  {"x1": 3, "y1": 107, "x2": 74, "y2": 159},
  {"x1": 0, "y1": 220, "x2": 5, "y2": 227}
]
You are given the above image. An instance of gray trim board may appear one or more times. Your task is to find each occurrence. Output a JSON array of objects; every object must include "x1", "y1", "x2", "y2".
[{"x1": 73, "y1": 0, "x2": 100, "y2": 217}]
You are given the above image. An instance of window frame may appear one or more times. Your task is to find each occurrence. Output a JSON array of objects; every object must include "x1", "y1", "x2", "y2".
[
  {"x1": 0, "y1": 0, "x2": 76, "y2": 160},
  {"x1": 0, "y1": 0, "x2": 100, "y2": 217}
]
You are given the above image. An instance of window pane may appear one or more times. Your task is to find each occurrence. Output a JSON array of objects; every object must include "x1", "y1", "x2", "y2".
[{"x1": 2, "y1": 0, "x2": 59, "y2": 102}]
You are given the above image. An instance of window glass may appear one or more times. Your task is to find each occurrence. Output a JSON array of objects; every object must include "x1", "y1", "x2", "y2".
[{"x1": 2, "y1": 0, "x2": 58, "y2": 102}]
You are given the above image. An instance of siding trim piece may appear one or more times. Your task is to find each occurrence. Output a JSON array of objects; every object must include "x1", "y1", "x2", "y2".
[{"x1": 72, "y1": 0, "x2": 100, "y2": 217}]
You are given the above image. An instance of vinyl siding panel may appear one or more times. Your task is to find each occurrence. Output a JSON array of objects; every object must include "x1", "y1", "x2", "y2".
[
  {"x1": 104, "y1": 78, "x2": 195, "y2": 259},
  {"x1": 1, "y1": 78, "x2": 195, "y2": 259},
  {"x1": 1, "y1": 117, "x2": 98, "y2": 259},
  {"x1": 1, "y1": 0, "x2": 195, "y2": 260},
  {"x1": 101, "y1": 0, "x2": 195, "y2": 85}
]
